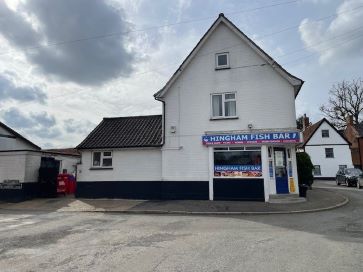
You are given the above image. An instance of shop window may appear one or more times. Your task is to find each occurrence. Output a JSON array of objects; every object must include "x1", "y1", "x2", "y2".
[
  {"x1": 92, "y1": 151, "x2": 113, "y2": 167},
  {"x1": 215, "y1": 52, "x2": 229, "y2": 69},
  {"x1": 214, "y1": 147, "x2": 262, "y2": 178},
  {"x1": 313, "y1": 165, "x2": 321, "y2": 176},
  {"x1": 322, "y1": 129, "x2": 329, "y2": 138},
  {"x1": 325, "y1": 148, "x2": 334, "y2": 158},
  {"x1": 211, "y1": 92, "x2": 237, "y2": 118}
]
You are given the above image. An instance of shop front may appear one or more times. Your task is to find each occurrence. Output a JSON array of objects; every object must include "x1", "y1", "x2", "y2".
[{"x1": 203, "y1": 131, "x2": 301, "y2": 201}]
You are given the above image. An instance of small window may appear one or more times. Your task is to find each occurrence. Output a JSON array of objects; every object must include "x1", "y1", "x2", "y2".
[
  {"x1": 93, "y1": 152, "x2": 101, "y2": 167},
  {"x1": 322, "y1": 130, "x2": 329, "y2": 138},
  {"x1": 216, "y1": 52, "x2": 229, "y2": 69},
  {"x1": 313, "y1": 165, "x2": 321, "y2": 176},
  {"x1": 92, "y1": 151, "x2": 113, "y2": 167},
  {"x1": 211, "y1": 92, "x2": 236, "y2": 118},
  {"x1": 325, "y1": 148, "x2": 334, "y2": 158}
]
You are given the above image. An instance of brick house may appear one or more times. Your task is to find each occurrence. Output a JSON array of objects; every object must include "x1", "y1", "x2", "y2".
[{"x1": 344, "y1": 116, "x2": 363, "y2": 169}]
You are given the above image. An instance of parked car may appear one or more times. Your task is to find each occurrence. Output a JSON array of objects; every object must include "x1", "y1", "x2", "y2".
[{"x1": 336, "y1": 168, "x2": 363, "y2": 188}]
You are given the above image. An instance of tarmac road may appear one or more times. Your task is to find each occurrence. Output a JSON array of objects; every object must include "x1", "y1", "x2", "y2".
[{"x1": 0, "y1": 180, "x2": 362, "y2": 272}]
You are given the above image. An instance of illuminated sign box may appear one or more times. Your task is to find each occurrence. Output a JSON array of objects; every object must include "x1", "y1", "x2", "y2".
[{"x1": 202, "y1": 132, "x2": 300, "y2": 145}]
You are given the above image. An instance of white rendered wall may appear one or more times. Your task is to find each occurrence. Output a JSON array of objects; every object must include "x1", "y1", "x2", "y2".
[
  {"x1": 305, "y1": 145, "x2": 352, "y2": 178},
  {"x1": 162, "y1": 22, "x2": 298, "y2": 181},
  {"x1": 78, "y1": 149, "x2": 162, "y2": 182},
  {"x1": 0, "y1": 152, "x2": 27, "y2": 183},
  {"x1": 305, "y1": 121, "x2": 353, "y2": 177},
  {"x1": 307, "y1": 122, "x2": 348, "y2": 145},
  {"x1": 1, "y1": 151, "x2": 80, "y2": 184},
  {"x1": 0, "y1": 127, "x2": 39, "y2": 151}
]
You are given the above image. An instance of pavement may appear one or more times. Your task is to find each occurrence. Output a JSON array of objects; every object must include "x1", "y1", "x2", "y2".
[
  {"x1": 0, "y1": 180, "x2": 362, "y2": 272},
  {"x1": 0, "y1": 186, "x2": 348, "y2": 215}
]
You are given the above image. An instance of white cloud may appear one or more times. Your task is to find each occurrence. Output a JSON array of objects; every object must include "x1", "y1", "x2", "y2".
[{"x1": 298, "y1": 0, "x2": 363, "y2": 63}]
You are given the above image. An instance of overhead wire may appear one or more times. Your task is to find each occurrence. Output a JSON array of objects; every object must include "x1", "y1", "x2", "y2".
[
  {"x1": 3, "y1": 2, "x2": 363, "y2": 105},
  {"x1": 0, "y1": 0, "x2": 301, "y2": 56}
]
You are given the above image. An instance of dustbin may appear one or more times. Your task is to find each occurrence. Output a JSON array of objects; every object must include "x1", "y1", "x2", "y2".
[{"x1": 299, "y1": 184, "x2": 308, "y2": 198}]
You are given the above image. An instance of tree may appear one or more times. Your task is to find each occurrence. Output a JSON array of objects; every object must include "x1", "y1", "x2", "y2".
[
  {"x1": 296, "y1": 152, "x2": 314, "y2": 187},
  {"x1": 320, "y1": 78, "x2": 363, "y2": 129}
]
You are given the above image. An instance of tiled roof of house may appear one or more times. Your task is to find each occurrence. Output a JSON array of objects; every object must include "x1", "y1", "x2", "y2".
[
  {"x1": 301, "y1": 118, "x2": 350, "y2": 147},
  {"x1": 43, "y1": 148, "x2": 80, "y2": 156},
  {"x1": 77, "y1": 115, "x2": 162, "y2": 149},
  {"x1": 302, "y1": 119, "x2": 324, "y2": 146}
]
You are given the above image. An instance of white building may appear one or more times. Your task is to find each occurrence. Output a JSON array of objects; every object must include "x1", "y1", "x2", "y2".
[
  {"x1": 0, "y1": 121, "x2": 80, "y2": 200},
  {"x1": 302, "y1": 118, "x2": 352, "y2": 179},
  {"x1": 77, "y1": 14, "x2": 304, "y2": 202}
]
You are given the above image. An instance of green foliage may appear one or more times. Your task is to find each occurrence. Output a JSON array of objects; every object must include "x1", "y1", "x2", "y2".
[{"x1": 296, "y1": 152, "x2": 314, "y2": 186}]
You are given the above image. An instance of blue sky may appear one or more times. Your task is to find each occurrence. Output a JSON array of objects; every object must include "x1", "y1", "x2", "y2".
[{"x1": 0, "y1": 0, "x2": 362, "y2": 147}]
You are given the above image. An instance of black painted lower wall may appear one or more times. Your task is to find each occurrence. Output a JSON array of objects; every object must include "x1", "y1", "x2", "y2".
[
  {"x1": 0, "y1": 183, "x2": 39, "y2": 202},
  {"x1": 314, "y1": 177, "x2": 335, "y2": 180},
  {"x1": 76, "y1": 181, "x2": 210, "y2": 200},
  {"x1": 213, "y1": 178, "x2": 265, "y2": 201}
]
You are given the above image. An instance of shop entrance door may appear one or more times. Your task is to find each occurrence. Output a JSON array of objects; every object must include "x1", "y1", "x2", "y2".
[{"x1": 274, "y1": 147, "x2": 289, "y2": 194}]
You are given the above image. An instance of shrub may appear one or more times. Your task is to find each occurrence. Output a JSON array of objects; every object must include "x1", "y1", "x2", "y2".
[{"x1": 296, "y1": 152, "x2": 314, "y2": 187}]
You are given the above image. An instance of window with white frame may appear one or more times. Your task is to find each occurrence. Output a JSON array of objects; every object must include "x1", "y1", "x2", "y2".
[
  {"x1": 211, "y1": 92, "x2": 237, "y2": 118},
  {"x1": 215, "y1": 52, "x2": 229, "y2": 69},
  {"x1": 92, "y1": 151, "x2": 113, "y2": 167},
  {"x1": 325, "y1": 148, "x2": 334, "y2": 158},
  {"x1": 321, "y1": 129, "x2": 329, "y2": 138}
]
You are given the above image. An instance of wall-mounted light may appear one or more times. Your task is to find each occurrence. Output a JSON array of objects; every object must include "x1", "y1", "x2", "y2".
[
  {"x1": 170, "y1": 126, "x2": 177, "y2": 133},
  {"x1": 248, "y1": 123, "x2": 253, "y2": 129}
]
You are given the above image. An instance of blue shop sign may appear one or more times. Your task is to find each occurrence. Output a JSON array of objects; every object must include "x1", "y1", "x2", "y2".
[
  {"x1": 214, "y1": 165, "x2": 262, "y2": 172},
  {"x1": 203, "y1": 131, "x2": 300, "y2": 145}
]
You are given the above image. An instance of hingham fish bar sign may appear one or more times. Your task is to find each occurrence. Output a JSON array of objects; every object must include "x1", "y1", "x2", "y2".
[{"x1": 202, "y1": 132, "x2": 300, "y2": 145}]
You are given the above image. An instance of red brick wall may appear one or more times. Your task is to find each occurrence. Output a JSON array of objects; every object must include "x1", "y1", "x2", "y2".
[{"x1": 344, "y1": 124, "x2": 361, "y2": 168}]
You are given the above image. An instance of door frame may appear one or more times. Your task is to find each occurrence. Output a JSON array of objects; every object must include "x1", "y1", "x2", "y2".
[{"x1": 274, "y1": 147, "x2": 289, "y2": 194}]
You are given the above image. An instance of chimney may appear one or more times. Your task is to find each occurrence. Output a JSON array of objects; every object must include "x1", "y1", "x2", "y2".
[
  {"x1": 302, "y1": 114, "x2": 310, "y2": 131},
  {"x1": 346, "y1": 115, "x2": 353, "y2": 126}
]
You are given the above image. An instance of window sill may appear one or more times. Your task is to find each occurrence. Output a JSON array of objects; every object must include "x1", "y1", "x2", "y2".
[
  {"x1": 89, "y1": 167, "x2": 113, "y2": 170},
  {"x1": 215, "y1": 66, "x2": 230, "y2": 70},
  {"x1": 210, "y1": 116, "x2": 239, "y2": 121}
]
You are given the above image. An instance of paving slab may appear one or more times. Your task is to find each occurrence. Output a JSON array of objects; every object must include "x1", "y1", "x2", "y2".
[{"x1": 0, "y1": 187, "x2": 348, "y2": 215}]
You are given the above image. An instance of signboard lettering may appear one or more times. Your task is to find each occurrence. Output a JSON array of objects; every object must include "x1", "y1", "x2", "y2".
[
  {"x1": 214, "y1": 164, "x2": 262, "y2": 178},
  {"x1": 202, "y1": 131, "x2": 300, "y2": 145}
]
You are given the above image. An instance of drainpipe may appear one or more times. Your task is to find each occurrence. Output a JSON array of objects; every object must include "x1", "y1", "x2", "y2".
[
  {"x1": 154, "y1": 96, "x2": 165, "y2": 147},
  {"x1": 359, "y1": 138, "x2": 362, "y2": 169}
]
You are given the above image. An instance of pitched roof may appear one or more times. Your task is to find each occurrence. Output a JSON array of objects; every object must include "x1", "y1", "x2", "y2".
[
  {"x1": 154, "y1": 13, "x2": 303, "y2": 99},
  {"x1": 302, "y1": 119, "x2": 324, "y2": 146},
  {"x1": 302, "y1": 118, "x2": 350, "y2": 147},
  {"x1": 0, "y1": 121, "x2": 41, "y2": 150},
  {"x1": 77, "y1": 115, "x2": 162, "y2": 149},
  {"x1": 42, "y1": 148, "x2": 80, "y2": 157}
]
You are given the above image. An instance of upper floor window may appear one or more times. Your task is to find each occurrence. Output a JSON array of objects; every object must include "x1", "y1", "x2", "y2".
[
  {"x1": 325, "y1": 148, "x2": 334, "y2": 158},
  {"x1": 211, "y1": 92, "x2": 236, "y2": 118},
  {"x1": 92, "y1": 151, "x2": 113, "y2": 167},
  {"x1": 215, "y1": 52, "x2": 229, "y2": 69},
  {"x1": 322, "y1": 129, "x2": 329, "y2": 138}
]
